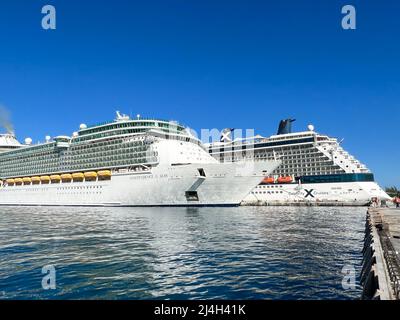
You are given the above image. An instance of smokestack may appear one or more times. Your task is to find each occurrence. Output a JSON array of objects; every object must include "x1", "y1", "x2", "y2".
[
  {"x1": 0, "y1": 105, "x2": 15, "y2": 135},
  {"x1": 277, "y1": 119, "x2": 296, "y2": 135}
]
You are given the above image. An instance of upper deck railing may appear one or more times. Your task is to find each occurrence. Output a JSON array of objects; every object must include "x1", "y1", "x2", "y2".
[{"x1": 84, "y1": 117, "x2": 185, "y2": 131}]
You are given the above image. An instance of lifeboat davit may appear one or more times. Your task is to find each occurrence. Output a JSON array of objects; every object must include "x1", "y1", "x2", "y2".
[
  {"x1": 98, "y1": 170, "x2": 111, "y2": 180},
  {"x1": 277, "y1": 176, "x2": 293, "y2": 184},
  {"x1": 262, "y1": 177, "x2": 275, "y2": 184}
]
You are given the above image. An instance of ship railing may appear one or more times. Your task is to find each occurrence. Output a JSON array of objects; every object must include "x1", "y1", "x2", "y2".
[{"x1": 85, "y1": 117, "x2": 184, "y2": 130}]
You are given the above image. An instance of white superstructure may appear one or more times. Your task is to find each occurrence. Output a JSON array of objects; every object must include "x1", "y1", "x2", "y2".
[
  {"x1": 0, "y1": 113, "x2": 280, "y2": 207},
  {"x1": 207, "y1": 119, "x2": 390, "y2": 206},
  {"x1": 0, "y1": 133, "x2": 22, "y2": 153}
]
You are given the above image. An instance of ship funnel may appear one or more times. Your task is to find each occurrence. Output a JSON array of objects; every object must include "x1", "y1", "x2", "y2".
[{"x1": 277, "y1": 119, "x2": 296, "y2": 135}]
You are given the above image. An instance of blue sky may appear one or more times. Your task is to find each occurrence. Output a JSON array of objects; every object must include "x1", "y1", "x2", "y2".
[{"x1": 0, "y1": 0, "x2": 399, "y2": 187}]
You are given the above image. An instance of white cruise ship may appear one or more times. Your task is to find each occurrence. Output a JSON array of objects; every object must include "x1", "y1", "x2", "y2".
[
  {"x1": 0, "y1": 112, "x2": 280, "y2": 207},
  {"x1": 207, "y1": 119, "x2": 390, "y2": 206}
]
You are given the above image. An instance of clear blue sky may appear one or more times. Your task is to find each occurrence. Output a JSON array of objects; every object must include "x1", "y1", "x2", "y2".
[{"x1": 0, "y1": 0, "x2": 399, "y2": 187}]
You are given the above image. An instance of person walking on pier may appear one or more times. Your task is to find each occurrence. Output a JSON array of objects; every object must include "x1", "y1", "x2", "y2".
[
  {"x1": 395, "y1": 197, "x2": 400, "y2": 208},
  {"x1": 371, "y1": 197, "x2": 379, "y2": 207}
]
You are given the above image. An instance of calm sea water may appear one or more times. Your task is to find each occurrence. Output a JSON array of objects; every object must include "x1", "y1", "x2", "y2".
[{"x1": 0, "y1": 206, "x2": 366, "y2": 300}]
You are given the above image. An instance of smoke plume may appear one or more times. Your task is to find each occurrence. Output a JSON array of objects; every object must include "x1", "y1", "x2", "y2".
[{"x1": 0, "y1": 105, "x2": 15, "y2": 135}]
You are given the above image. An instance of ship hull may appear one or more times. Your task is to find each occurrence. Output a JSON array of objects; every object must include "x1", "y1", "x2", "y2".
[
  {"x1": 0, "y1": 161, "x2": 279, "y2": 207},
  {"x1": 242, "y1": 181, "x2": 391, "y2": 206}
]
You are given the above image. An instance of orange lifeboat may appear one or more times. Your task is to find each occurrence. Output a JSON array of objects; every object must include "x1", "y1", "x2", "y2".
[
  {"x1": 98, "y1": 170, "x2": 111, "y2": 181},
  {"x1": 61, "y1": 174, "x2": 73, "y2": 182},
  {"x1": 50, "y1": 175, "x2": 61, "y2": 183},
  {"x1": 277, "y1": 176, "x2": 293, "y2": 184},
  {"x1": 72, "y1": 172, "x2": 84, "y2": 182},
  {"x1": 31, "y1": 177, "x2": 41, "y2": 184},
  {"x1": 262, "y1": 177, "x2": 275, "y2": 184},
  {"x1": 84, "y1": 171, "x2": 97, "y2": 181},
  {"x1": 40, "y1": 176, "x2": 51, "y2": 184},
  {"x1": 22, "y1": 177, "x2": 32, "y2": 185}
]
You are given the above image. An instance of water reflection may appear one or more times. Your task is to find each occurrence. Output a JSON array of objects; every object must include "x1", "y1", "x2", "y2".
[{"x1": 0, "y1": 206, "x2": 365, "y2": 299}]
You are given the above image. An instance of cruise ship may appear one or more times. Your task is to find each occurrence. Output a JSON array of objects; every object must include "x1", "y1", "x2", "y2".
[
  {"x1": 0, "y1": 112, "x2": 280, "y2": 207},
  {"x1": 207, "y1": 119, "x2": 390, "y2": 206}
]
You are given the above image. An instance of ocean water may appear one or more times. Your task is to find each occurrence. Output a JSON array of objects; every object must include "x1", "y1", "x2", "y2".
[{"x1": 0, "y1": 206, "x2": 366, "y2": 300}]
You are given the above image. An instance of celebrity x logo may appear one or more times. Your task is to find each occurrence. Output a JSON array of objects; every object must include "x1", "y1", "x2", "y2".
[{"x1": 304, "y1": 189, "x2": 314, "y2": 198}]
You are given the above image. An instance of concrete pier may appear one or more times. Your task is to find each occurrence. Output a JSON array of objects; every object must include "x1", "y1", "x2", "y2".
[{"x1": 361, "y1": 207, "x2": 400, "y2": 300}]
